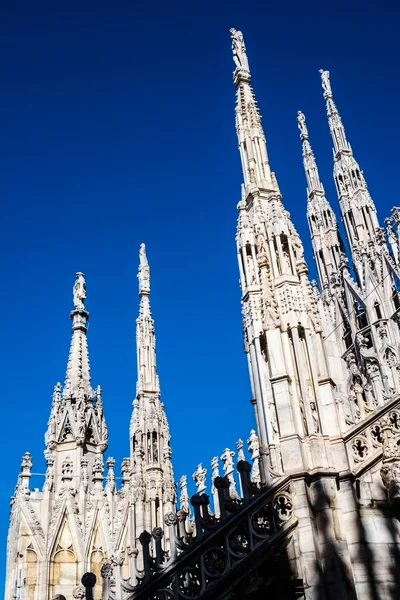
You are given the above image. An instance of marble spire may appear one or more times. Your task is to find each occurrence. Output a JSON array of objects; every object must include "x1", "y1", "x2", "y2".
[
  {"x1": 136, "y1": 243, "x2": 159, "y2": 394},
  {"x1": 45, "y1": 273, "x2": 108, "y2": 452},
  {"x1": 63, "y1": 272, "x2": 93, "y2": 401},
  {"x1": 319, "y1": 69, "x2": 379, "y2": 255},
  {"x1": 130, "y1": 244, "x2": 175, "y2": 537},
  {"x1": 230, "y1": 28, "x2": 273, "y2": 191},
  {"x1": 297, "y1": 110, "x2": 342, "y2": 288}
]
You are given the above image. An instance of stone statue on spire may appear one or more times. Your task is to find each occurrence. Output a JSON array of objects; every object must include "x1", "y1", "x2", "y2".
[
  {"x1": 230, "y1": 28, "x2": 249, "y2": 72},
  {"x1": 138, "y1": 243, "x2": 150, "y2": 294},
  {"x1": 297, "y1": 111, "x2": 308, "y2": 139},
  {"x1": 73, "y1": 272, "x2": 86, "y2": 310},
  {"x1": 319, "y1": 69, "x2": 332, "y2": 97}
]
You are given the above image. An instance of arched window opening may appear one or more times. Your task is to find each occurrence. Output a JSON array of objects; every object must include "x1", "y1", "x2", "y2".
[
  {"x1": 374, "y1": 301, "x2": 382, "y2": 320},
  {"x1": 152, "y1": 431, "x2": 158, "y2": 462},
  {"x1": 354, "y1": 301, "x2": 368, "y2": 330},
  {"x1": 343, "y1": 321, "x2": 352, "y2": 349},
  {"x1": 90, "y1": 550, "x2": 104, "y2": 600},
  {"x1": 51, "y1": 549, "x2": 77, "y2": 597},
  {"x1": 26, "y1": 548, "x2": 37, "y2": 599},
  {"x1": 281, "y1": 235, "x2": 292, "y2": 274},
  {"x1": 147, "y1": 431, "x2": 151, "y2": 461}
]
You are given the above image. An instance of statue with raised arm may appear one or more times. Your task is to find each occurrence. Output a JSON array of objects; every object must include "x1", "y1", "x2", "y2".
[
  {"x1": 297, "y1": 111, "x2": 308, "y2": 139},
  {"x1": 230, "y1": 28, "x2": 249, "y2": 72},
  {"x1": 319, "y1": 69, "x2": 332, "y2": 97},
  {"x1": 73, "y1": 272, "x2": 86, "y2": 310}
]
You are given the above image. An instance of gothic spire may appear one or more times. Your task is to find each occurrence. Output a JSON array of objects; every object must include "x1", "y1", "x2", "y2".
[
  {"x1": 297, "y1": 110, "x2": 324, "y2": 196},
  {"x1": 230, "y1": 28, "x2": 273, "y2": 190},
  {"x1": 45, "y1": 273, "x2": 108, "y2": 454},
  {"x1": 131, "y1": 244, "x2": 176, "y2": 527},
  {"x1": 319, "y1": 70, "x2": 351, "y2": 157},
  {"x1": 63, "y1": 272, "x2": 93, "y2": 400},
  {"x1": 319, "y1": 70, "x2": 380, "y2": 256},
  {"x1": 136, "y1": 244, "x2": 159, "y2": 394},
  {"x1": 297, "y1": 110, "x2": 343, "y2": 288}
]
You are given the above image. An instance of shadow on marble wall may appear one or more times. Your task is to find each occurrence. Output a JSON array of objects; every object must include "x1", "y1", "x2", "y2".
[
  {"x1": 310, "y1": 479, "x2": 400, "y2": 600},
  {"x1": 375, "y1": 499, "x2": 400, "y2": 600}
]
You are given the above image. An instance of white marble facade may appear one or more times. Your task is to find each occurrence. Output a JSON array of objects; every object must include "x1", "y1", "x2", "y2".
[{"x1": 5, "y1": 29, "x2": 400, "y2": 600}]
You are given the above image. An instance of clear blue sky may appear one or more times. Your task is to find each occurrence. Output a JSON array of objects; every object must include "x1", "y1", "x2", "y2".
[{"x1": 1, "y1": 0, "x2": 399, "y2": 580}]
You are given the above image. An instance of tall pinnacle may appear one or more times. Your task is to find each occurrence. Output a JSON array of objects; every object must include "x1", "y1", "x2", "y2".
[
  {"x1": 319, "y1": 70, "x2": 351, "y2": 157},
  {"x1": 136, "y1": 244, "x2": 159, "y2": 394},
  {"x1": 297, "y1": 111, "x2": 324, "y2": 196},
  {"x1": 45, "y1": 272, "x2": 108, "y2": 454},
  {"x1": 64, "y1": 272, "x2": 93, "y2": 400},
  {"x1": 319, "y1": 69, "x2": 379, "y2": 255},
  {"x1": 297, "y1": 111, "x2": 342, "y2": 287},
  {"x1": 230, "y1": 28, "x2": 273, "y2": 190}
]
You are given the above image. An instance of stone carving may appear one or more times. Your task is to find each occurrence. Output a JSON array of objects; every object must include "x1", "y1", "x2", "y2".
[
  {"x1": 61, "y1": 456, "x2": 73, "y2": 479},
  {"x1": 73, "y1": 272, "x2": 86, "y2": 310},
  {"x1": 20, "y1": 452, "x2": 32, "y2": 474},
  {"x1": 221, "y1": 448, "x2": 239, "y2": 499},
  {"x1": 319, "y1": 69, "x2": 332, "y2": 97},
  {"x1": 230, "y1": 28, "x2": 249, "y2": 72},
  {"x1": 138, "y1": 243, "x2": 150, "y2": 294},
  {"x1": 93, "y1": 455, "x2": 104, "y2": 477},
  {"x1": 236, "y1": 439, "x2": 246, "y2": 462},
  {"x1": 380, "y1": 411, "x2": 400, "y2": 505},
  {"x1": 72, "y1": 585, "x2": 85, "y2": 599},
  {"x1": 193, "y1": 464, "x2": 207, "y2": 495},
  {"x1": 247, "y1": 430, "x2": 261, "y2": 484},
  {"x1": 297, "y1": 111, "x2": 308, "y2": 139}
]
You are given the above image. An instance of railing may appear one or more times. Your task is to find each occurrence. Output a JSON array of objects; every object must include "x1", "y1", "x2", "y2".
[{"x1": 101, "y1": 461, "x2": 301, "y2": 600}]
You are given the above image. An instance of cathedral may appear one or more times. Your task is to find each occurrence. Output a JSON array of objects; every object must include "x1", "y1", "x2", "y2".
[{"x1": 5, "y1": 29, "x2": 400, "y2": 600}]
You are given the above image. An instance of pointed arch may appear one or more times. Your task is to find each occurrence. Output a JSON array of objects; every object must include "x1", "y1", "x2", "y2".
[{"x1": 50, "y1": 517, "x2": 78, "y2": 599}]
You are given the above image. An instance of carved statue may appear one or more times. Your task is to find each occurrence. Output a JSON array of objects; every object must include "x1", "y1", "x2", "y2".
[
  {"x1": 310, "y1": 402, "x2": 320, "y2": 434},
  {"x1": 229, "y1": 28, "x2": 249, "y2": 71},
  {"x1": 73, "y1": 272, "x2": 86, "y2": 310},
  {"x1": 297, "y1": 111, "x2": 308, "y2": 138},
  {"x1": 138, "y1": 243, "x2": 150, "y2": 294},
  {"x1": 192, "y1": 463, "x2": 207, "y2": 494},
  {"x1": 179, "y1": 475, "x2": 190, "y2": 514},
  {"x1": 21, "y1": 452, "x2": 32, "y2": 474},
  {"x1": 319, "y1": 69, "x2": 332, "y2": 97}
]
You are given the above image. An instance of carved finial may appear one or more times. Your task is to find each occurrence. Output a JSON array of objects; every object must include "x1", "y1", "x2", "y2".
[
  {"x1": 297, "y1": 111, "x2": 308, "y2": 140},
  {"x1": 106, "y1": 457, "x2": 116, "y2": 493},
  {"x1": 20, "y1": 452, "x2": 32, "y2": 475},
  {"x1": 230, "y1": 28, "x2": 249, "y2": 73},
  {"x1": 211, "y1": 456, "x2": 220, "y2": 482},
  {"x1": 179, "y1": 475, "x2": 190, "y2": 514},
  {"x1": 237, "y1": 439, "x2": 246, "y2": 462},
  {"x1": 93, "y1": 455, "x2": 104, "y2": 478},
  {"x1": 221, "y1": 448, "x2": 239, "y2": 499},
  {"x1": 247, "y1": 430, "x2": 261, "y2": 484},
  {"x1": 138, "y1": 243, "x2": 150, "y2": 295},
  {"x1": 319, "y1": 69, "x2": 332, "y2": 98},
  {"x1": 73, "y1": 272, "x2": 86, "y2": 311},
  {"x1": 192, "y1": 464, "x2": 207, "y2": 494}
]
